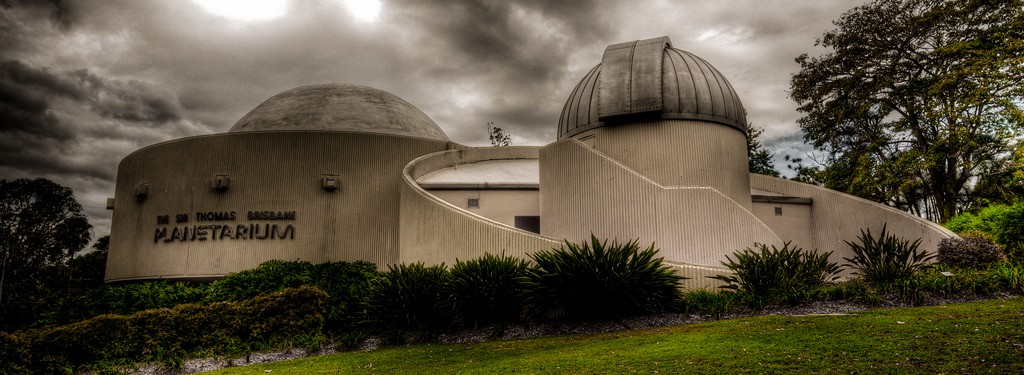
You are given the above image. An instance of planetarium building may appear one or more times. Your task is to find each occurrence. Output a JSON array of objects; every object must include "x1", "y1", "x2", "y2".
[{"x1": 106, "y1": 37, "x2": 953, "y2": 287}]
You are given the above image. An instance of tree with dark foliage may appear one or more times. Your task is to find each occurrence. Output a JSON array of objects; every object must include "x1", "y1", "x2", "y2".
[
  {"x1": 486, "y1": 121, "x2": 512, "y2": 147},
  {"x1": 0, "y1": 178, "x2": 91, "y2": 329},
  {"x1": 747, "y1": 125, "x2": 781, "y2": 177},
  {"x1": 790, "y1": 0, "x2": 1024, "y2": 222}
]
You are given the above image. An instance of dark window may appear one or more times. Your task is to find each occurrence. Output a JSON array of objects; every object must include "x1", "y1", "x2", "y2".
[
  {"x1": 515, "y1": 216, "x2": 541, "y2": 234},
  {"x1": 467, "y1": 198, "x2": 479, "y2": 208},
  {"x1": 774, "y1": 207, "x2": 782, "y2": 216}
]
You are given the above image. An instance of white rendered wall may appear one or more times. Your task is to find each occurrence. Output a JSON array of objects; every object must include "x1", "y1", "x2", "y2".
[
  {"x1": 106, "y1": 131, "x2": 449, "y2": 281},
  {"x1": 425, "y1": 189, "x2": 540, "y2": 228},
  {"x1": 751, "y1": 200, "x2": 816, "y2": 252},
  {"x1": 573, "y1": 120, "x2": 752, "y2": 209},
  {"x1": 540, "y1": 138, "x2": 781, "y2": 273},
  {"x1": 750, "y1": 174, "x2": 956, "y2": 272},
  {"x1": 399, "y1": 147, "x2": 560, "y2": 265}
]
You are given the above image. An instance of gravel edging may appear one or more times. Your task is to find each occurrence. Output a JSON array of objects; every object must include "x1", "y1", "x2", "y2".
[{"x1": 120, "y1": 293, "x2": 1019, "y2": 375}]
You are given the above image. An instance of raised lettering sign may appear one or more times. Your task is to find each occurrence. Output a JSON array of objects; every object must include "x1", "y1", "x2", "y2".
[{"x1": 152, "y1": 209, "x2": 297, "y2": 244}]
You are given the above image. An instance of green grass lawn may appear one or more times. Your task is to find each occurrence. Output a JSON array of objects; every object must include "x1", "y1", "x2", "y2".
[{"x1": 206, "y1": 297, "x2": 1024, "y2": 374}]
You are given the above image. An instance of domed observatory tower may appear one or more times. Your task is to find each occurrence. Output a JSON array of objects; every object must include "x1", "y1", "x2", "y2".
[
  {"x1": 106, "y1": 84, "x2": 452, "y2": 281},
  {"x1": 541, "y1": 37, "x2": 780, "y2": 271}
]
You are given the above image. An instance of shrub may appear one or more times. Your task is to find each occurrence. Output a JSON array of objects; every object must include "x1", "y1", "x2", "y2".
[
  {"x1": 678, "y1": 289, "x2": 736, "y2": 318},
  {"x1": 988, "y1": 263, "x2": 1024, "y2": 294},
  {"x1": 937, "y1": 231, "x2": 1006, "y2": 268},
  {"x1": 103, "y1": 280, "x2": 212, "y2": 315},
  {"x1": 944, "y1": 205, "x2": 1007, "y2": 235},
  {"x1": 210, "y1": 260, "x2": 316, "y2": 301},
  {"x1": 844, "y1": 224, "x2": 934, "y2": 285},
  {"x1": 364, "y1": 263, "x2": 450, "y2": 338},
  {"x1": 945, "y1": 201, "x2": 1024, "y2": 263},
  {"x1": 27, "y1": 286, "x2": 327, "y2": 372},
  {"x1": 711, "y1": 242, "x2": 842, "y2": 306},
  {"x1": 817, "y1": 279, "x2": 882, "y2": 306},
  {"x1": 522, "y1": 235, "x2": 684, "y2": 319},
  {"x1": 31, "y1": 260, "x2": 380, "y2": 335},
  {"x1": 1002, "y1": 203, "x2": 1024, "y2": 262},
  {"x1": 309, "y1": 261, "x2": 380, "y2": 332},
  {"x1": 446, "y1": 253, "x2": 530, "y2": 328},
  {"x1": 0, "y1": 331, "x2": 31, "y2": 375},
  {"x1": 210, "y1": 260, "x2": 379, "y2": 333}
]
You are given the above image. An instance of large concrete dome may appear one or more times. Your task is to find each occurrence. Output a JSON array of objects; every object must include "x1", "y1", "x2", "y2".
[
  {"x1": 558, "y1": 36, "x2": 746, "y2": 139},
  {"x1": 229, "y1": 83, "x2": 450, "y2": 141}
]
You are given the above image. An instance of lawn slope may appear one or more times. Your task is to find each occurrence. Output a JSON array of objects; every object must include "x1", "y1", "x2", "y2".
[{"x1": 207, "y1": 297, "x2": 1024, "y2": 374}]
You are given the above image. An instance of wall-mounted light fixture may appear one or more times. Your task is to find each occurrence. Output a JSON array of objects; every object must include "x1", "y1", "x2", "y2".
[
  {"x1": 322, "y1": 174, "x2": 340, "y2": 192},
  {"x1": 211, "y1": 175, "x2": 231, "y2": 193},
  {"x1": 133, "y1": 183, "x2": 149, "y2": 201}
]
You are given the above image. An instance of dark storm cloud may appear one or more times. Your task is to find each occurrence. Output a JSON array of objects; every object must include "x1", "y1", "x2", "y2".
[
  {"x1": 386, "y1": 0, "x2": 616, "y2": 145},
  {"x1": 0, "y1": 58, "x2": 197, "y2": 182},
  {"x1": 0, "y1": 0, "x2": 875, "y2": 239},
  {"x1": 0, "y1": 60, "x2": 81, "y2": 140},
  {"x1": 0, "y1": 1, "x2": 209, "y2": 238},
  {"x1": 0, "y1": 0, "x2": 75, "y2": 28},
  {"x1": 392, "y1": 0, "x2": 611, "y2": 77},
  {"x1": 0, "y1": 59, "x2": 188, "y2": 141}
]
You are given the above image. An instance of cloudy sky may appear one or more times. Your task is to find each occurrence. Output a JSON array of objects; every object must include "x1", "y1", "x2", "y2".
[{"x1": 1, "y1": 0, "x2": 867, "y2": 240}]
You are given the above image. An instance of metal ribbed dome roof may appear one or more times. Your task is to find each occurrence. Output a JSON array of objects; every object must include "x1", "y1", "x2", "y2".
[
  {"x1": 229, "y1": 83, "x2": 450, "y2": 142},
  {"x1": 558, "y1": 36, "x2": 746, "y2": 139}
]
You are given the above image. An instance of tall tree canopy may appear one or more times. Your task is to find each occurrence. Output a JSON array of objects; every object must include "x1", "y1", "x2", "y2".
[
  {"x1": 747, "y1": 125, "x2": 781, "y2": 177},
  {"x1": 0, "y1": 178, "x2": 91, "y2": 319},
  {"x1": 790, "y1": 0, "x2": 1024, "y2": 222},
  {"x1": 487, "y1": 122, "x2": 512, "y2": 147}
]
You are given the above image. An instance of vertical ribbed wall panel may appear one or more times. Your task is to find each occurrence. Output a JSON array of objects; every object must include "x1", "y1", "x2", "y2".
[
  {"x1": 539, "y1": 139, "x2": 780, "y2": 286},
  {"x1": 590, "y1": 120, "x2": 751, "y2": 209},
  {"x1": 749, "y1": 174, "x2": 955, "y2": 274},
  {"x1": 107, "y1": 131, "x2": 448, "y2": 281},
  {"x1": 399, "y1": 147, "x2": 560, "y2": 265}
]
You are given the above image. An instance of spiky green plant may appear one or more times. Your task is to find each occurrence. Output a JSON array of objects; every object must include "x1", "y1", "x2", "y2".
[
  {"x1": 843, "y1": 224, "x2": 934, "y2": 285},
  {"x1": 711, "y1": 242, "x2": 842, "y2": 306},
  {"x1": 446, "y1": 253, "x2": 530, "y2": 328},
  {"x1": 678, "y1": 289, "x2": 735, "y2": 318},
  {"x1": 522, "y1": 235, "x2": 684, "y2": 319},
  {"x1": 989, "y1": 263, "x2": 1024, "y2": 293},
  {"x1": 363, "y1": 263, "x2": 450, "y2": 338}
]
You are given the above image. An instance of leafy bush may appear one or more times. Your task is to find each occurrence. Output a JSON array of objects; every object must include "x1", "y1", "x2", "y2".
[
  {"x1": 522, "y1": 236, "x2": 684, "y2": 319},
  {"x1": 844, "y1": 224, "x2": 934, "y2": 285},
  {"x1": 945, "y1": 201, "x2": 1024, "y2": 262},
  {"x1": 937, "y1": 231, "x2": 1006, "y2": 268},
  {"x1": 944, "y1": 204, "x2": 1009, "y2": 235},
  {"x1": 104, "y1": 281, "x2": 213, "y2": 315},
  {"x1": 27, "y1": 286, "x2": 327, "y2": 372},
  {"x1": 711, "y1": 242, "x2": 842, "y2": 306},
  {"x1": 446, "y1": 253, "x2": 530, "y2": 328},
  {"x1": 307, "y1": 261, "x2": 380, "y2": 332},
  {"x1": 0, "y1": 332, "x2": 30, "y2": 374},
  {"x1": 988, "y1": 263, "x2": 1024, "y2": 294},
  {"x1": 209, "y1": 260, "x2": 379, "y2": 333},
  {"x1": 1002, "y1": 204, "x2": 1024, "y2": 262},
  {"x1": 210, "y1": 260, "x2": 316, "y2": 301},
  {"x1": 364, "y1": 263, "x2": 450, "y2": 338},
  {"x1": 34, "y1": 260, "x2": 380, "y2": 333}
]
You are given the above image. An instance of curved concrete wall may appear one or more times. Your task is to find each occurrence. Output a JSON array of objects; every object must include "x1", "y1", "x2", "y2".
[
  {"x1": 399, "y1": 147, "x2": 560, "y2": 265},
  {"x1": 540, "y1": 139, "x2": 781, "y2": 269},
  {"x1": 106, "y1": 131, "x2": 449, "y2": 281},
  {"x1": 750, "y1": 174, "x2": 956, "y2": 268},
  {"x1": 574, "y1": 120, "x2": 751, "y2": 208}
]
